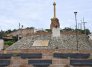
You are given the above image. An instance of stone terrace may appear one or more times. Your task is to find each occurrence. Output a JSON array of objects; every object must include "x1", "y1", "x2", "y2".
[{"x1": 6, "y1": 34, "x2": 92, "y2": 50}]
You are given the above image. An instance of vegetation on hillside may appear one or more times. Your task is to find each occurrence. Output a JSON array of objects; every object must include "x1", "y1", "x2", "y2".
[
  {"x1": 0, "y1": 29, "x2": 18, "y2": 46},
  {"x1": 62, "y1": 27, "x2": 91, "y2": 35}
]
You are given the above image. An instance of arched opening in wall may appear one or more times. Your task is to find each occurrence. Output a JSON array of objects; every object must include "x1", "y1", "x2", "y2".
[
  {"x1": 33, "y1": 65, "x2": 49, "y2": 67},
  {"x1": 28, "y1": 60, "x2": 52, "y2": 67}
]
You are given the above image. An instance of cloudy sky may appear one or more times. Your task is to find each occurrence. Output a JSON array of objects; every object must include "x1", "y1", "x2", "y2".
[{"x1": 0, "y1": 0, "x2": 92, "y2": 31}]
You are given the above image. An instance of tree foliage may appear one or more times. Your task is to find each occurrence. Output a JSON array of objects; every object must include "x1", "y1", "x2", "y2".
[
  {"x1": 62, "y1": 27, "x2": 91, "y2": 35},
  {"x1": 62, "y1": 27, "x2": 74, "y2": 31},
  {"x1": 4, "y1": 41, "x2": 15, "y2": 46},
  {"x1": 45, "y1": 29, "x2": 51, "y2": 32}
]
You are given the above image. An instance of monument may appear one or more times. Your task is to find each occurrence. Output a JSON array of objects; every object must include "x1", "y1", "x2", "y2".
[
  {"x1": 0, "y1": 39, "x2": 4, "y2": 50},
  {"x1": 50, "y1": 0, "x2": 60, "y2": 37}
]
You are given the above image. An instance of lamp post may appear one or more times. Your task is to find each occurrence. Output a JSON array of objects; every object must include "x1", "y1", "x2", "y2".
[
  {"x1": 74, "y1": 12, "x2": 78, "y2": 51},
  {"x1": 82, "y1": 17, "x2": 87, "y2": 35},
  {"x1": 83, "y1": 22, "x2": 87, "y2": 35}
]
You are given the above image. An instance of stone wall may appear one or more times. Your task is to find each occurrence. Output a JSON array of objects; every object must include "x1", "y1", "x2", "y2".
[{"x1": 6, "y1": 34, "x2": 92, "y2": 50}]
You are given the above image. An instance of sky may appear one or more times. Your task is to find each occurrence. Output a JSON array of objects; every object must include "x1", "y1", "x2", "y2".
[{"x1": 0, "y1": 0, "x2": 92, "y2": 32}]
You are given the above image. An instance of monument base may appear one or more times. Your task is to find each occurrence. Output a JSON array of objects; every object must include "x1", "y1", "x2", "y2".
[{"x1": 52, "y1": 28, "x2": 60, "y2": 37}]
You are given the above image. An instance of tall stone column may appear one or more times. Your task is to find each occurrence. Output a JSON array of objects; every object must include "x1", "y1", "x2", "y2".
[{"x1": 50, "y1": 0, "x2": 60, "y2": 38}]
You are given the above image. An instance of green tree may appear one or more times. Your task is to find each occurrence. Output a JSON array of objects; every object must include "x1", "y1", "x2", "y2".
[
  {"x1": 4, "y1": 41, "x2": 15, "y2": 46},
  {"x1": 5, "y1": 29, "x2": 12, "y2": 34},
  {"x1": 62, "y1": 27, "x2": 74, "y2": 31},
  {"x1": 45, "y1": 29, "x2": 51, "y2": 32},
  {"x1": 0, "y1": 30, "x2": 5, "y2": 38}
]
